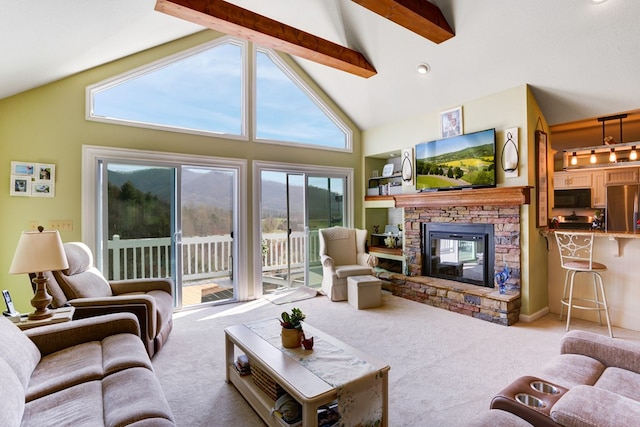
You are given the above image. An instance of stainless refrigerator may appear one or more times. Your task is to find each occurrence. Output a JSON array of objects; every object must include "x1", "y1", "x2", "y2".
[{"x1": 606, "y1": 184, "x2": 640, "y2": 232}]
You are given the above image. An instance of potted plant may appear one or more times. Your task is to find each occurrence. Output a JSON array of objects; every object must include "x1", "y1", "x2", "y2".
[{"x1": 279, "y1": 307, "x2": 305, "y2": 348}]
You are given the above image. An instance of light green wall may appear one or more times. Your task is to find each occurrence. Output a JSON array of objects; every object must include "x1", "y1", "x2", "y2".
[
  {"x1": 0, "y1": 30, "x2": 363, "y2": 313},
  {"x1": 362, "y1": 85, "x2": 550, "y2": 317},
  {"x1": 524, "y1": 86, "x2": 550, "y2": 317}
]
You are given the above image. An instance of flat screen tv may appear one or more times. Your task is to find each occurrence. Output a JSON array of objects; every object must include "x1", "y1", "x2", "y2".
[{"x1": 415, "y1": 128, "x2": 496, "y2": 191}]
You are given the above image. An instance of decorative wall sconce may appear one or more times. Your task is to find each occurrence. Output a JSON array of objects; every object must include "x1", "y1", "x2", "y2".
[{"x1": 501, "y1": 127, "x2": 519, "y2": 177}]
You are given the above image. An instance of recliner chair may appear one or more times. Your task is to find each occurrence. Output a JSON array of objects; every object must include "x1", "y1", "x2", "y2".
[
  {"x1": 36, "y1": 242, "x2": 173, "y2": 357},
  {"x1": 319, "y1": 226, "x2": 375, "y2": 301}
]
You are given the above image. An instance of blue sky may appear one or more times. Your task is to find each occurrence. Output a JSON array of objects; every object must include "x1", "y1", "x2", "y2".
[{"x1": 92, "y1": 41, "x2": 346, "y2": 149}]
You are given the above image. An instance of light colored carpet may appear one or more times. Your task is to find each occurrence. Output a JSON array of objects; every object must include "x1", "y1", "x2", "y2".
[
  {"x1": 152, "y1": 292, "x2": 640, "y2": 426},
  {"x1": 264, "y1": 286, "x2": 319, "y2": 305}
]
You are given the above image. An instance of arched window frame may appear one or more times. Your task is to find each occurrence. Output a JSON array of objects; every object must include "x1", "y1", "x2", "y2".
[
  {"x1": 86, "y1": 36, "x2": 249, "y2": 140},
  {"x1": 86, "y1": 36, "x2": 353, "y2": 152},
  {"x1": 251, "y1": 45, "x2": 353, "y2": 152}
]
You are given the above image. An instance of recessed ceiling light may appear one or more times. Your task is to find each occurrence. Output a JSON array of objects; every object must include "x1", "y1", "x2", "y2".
[
  {"x1": 592, "y1": 0, "x2": 607, "y2": 3},
  {"x1": 416, "y1": 63, "x2": 431, "y2": 75}
]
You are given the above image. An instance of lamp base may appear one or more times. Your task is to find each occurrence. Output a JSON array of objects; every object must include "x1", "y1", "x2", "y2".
[{"x1": 29, "y1": 273, "x2": 53, "y2": 320}]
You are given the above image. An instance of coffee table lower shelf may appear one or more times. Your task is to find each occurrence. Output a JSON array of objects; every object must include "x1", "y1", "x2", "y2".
[{"x1": 228, "y1": 367, "x2": 297, "y2": 427}]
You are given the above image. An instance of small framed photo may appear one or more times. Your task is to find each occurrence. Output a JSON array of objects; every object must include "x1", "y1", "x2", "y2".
[
  {"x1": 11, "y1": 161, "x2": 36, "y2": 176},
  {"x1": 440, "y1": 106, "x2": 463, "y2": 138},
  {"x1": 31, "y1": 182, "x2": 55, "y2": 197},
  {"x1": 382, "y1": 163, "x2": 394, "y2": 177},
  {"x1": 35, "y1": 163, "x2": 55, "y2": 182},
  {"x1": 10, "y1": 175, "x2": 31, "y2": 196}
]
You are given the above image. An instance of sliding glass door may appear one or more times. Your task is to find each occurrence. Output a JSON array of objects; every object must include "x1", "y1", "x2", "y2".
[
  {"x1": 259, "y1": 166, "x2": 347, "y2": 294},
  {"x1": 96, "y1": 160, "x2": 239, "y2": 309}
]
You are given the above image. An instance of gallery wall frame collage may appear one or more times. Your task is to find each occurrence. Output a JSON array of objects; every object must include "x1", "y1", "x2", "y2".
[{"x1": 10, "y1": 161, "x2": 55, "y2": 197}]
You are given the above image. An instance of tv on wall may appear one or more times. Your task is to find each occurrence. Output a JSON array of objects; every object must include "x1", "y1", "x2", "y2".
[{"x1": 415, "y1": 128, "x2": 496, "y2": 191}]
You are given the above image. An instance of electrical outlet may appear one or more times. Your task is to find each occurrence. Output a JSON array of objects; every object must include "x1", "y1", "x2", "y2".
[
  {"x1": 48, "y1": 219, "x2": 73, "y2": 232},
  {"x1": 28, "y1": 221, "x2": 40, "y2": 231}
]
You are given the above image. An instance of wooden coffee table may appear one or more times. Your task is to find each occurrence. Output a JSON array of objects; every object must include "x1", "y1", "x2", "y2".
[{"x1": 225, "y1": 321, "x2": 389, "y2": 427}]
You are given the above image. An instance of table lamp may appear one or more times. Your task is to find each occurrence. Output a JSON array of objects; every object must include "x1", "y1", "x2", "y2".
[{"x1": 9, "y1": 227, "x2": 69, "y2": 320}]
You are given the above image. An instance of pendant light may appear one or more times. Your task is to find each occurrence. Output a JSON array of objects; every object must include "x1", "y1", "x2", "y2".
[
  {"x1": 590, "y1": 150, "x2": 597, "y2": 164},
  {"x1": 630, "y1": 146, "x2": 638, "y2": 161}
]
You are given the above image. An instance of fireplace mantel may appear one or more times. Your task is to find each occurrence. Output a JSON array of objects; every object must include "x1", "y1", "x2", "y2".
[{"x1": 393, "y1": 186, "x2": 532, "y2": 208}]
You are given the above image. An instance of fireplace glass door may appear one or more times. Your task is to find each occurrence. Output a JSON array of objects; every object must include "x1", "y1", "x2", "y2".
[{"x1": 423, "y1": 224, "x2": 494, "y2": 287}]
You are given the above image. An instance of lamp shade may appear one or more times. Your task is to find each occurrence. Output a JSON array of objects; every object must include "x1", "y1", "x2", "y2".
[{"x1": 9, "y1": 230, "x2": 69, "y2": 274}]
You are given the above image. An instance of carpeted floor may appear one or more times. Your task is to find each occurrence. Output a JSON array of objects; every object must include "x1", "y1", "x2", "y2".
[{"x1": 152, "y1": 292, "x2": 640, "y2": 426}]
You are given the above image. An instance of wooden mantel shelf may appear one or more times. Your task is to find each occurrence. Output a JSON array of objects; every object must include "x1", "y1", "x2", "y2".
[{"x1": 393, "y1": 186, "x2": 532, "y2": 208}]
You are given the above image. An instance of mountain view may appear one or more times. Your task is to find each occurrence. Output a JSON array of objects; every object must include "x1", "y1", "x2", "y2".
[{"x1": 107, "y1": 168, "x2": 342, "y2": 239}]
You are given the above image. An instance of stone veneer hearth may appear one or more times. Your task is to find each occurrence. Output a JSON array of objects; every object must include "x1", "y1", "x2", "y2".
[{"x1": 373, "y1": 187, "x2": 529, "y2": 326}]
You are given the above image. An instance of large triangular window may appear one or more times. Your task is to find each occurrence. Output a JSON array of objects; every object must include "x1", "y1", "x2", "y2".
[
  {"x1": 88, "y1": 38, "x2": 245, "y2": 137},
  {"x1": 254, "y1": 48, "x2": 349, "y2": 150},
  {"x1": 87, "y1": 37, "x2": 351, "y2": 151}
]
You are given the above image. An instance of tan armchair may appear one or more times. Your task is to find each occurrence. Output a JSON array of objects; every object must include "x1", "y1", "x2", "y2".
[
  {"x1": 319, "y1": 227, "x2": 374, "y2": 301},
  {"x1": 37, "y1": 242, "x2": 173, "y2": 357}
]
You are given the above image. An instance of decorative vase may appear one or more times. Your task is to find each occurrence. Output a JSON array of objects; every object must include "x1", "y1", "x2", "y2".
[{"x1": 281, "y1": 328, "x2": 302, "y2": 348}]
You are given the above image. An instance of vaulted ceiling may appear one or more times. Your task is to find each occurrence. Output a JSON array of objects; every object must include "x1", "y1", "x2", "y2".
[{"x1": 2, "y1": 0, "x2": 639, "y2": 144}]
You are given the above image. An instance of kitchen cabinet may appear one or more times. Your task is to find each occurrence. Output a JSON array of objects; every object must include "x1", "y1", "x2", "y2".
[
  {"x1": 592, "y1": 171, "x2": 606, "y2": 208},
  {"x1": 604, "y1": 167, "x2": 639, "y2": 185},
  {"x1": 554, "y1": 171, "x2": 592, "y2": 189}
]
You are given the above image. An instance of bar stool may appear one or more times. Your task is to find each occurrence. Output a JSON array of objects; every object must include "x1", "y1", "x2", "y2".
[{"x1": 554, "y1": 231, "x2": 613, "y2": 338}]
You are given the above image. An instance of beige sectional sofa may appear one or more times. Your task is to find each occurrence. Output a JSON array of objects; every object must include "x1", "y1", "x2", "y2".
[
  {"x1": 0, "y1": 312, "x2": 175, "y2": 426},
  {"x1": 470, "y1": 330, "x2": 640, "y2": 427}
]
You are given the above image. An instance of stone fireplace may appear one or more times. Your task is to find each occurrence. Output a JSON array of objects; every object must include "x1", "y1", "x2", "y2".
[{"x1": 378, "y1": 187, "x2": 529, "y2": 326}]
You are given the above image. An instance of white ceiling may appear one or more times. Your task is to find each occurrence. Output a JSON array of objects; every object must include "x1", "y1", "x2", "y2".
[{"x1": 2, "y1": 0, "x2": 639, "y2": 134}]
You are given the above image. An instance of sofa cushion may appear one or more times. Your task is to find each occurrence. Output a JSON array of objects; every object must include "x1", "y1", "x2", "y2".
[
  {"x1": 533, "y1": 353, "x2": 605, "y2": 389},
  {"x1": 0, "y1": 357, "x2": 25, "y2": 427},
  {"x1": 26, "y1": 333, "x2": 153, "y2": 402},
  {"x1": 26, "y1": 341, "x2": 103, "y2": 402},
  {"x1": 324, "y1": 231, "x2": 356, "y2": 265},
  {"x1": 54, "y1": 267, "x2": 113, "y2": 299},
  {"x1": 62, "y1": 242, "x2": 93, "y2": 275},
  {"x1": 0, "y1": 317, "x2": 40, "y2": 390},
  {"x1": 103, "y1": 367, "x2": 176, "y2": 426},
  {"x1": 595, "y1": 367, "x2": 640, "y2": 402},
  {"x1": 551, "y1": 385, "x2": 640, "y2": 427},
  {"x1": 22, "y1": 380, "x2": 105, "y2": 427}
]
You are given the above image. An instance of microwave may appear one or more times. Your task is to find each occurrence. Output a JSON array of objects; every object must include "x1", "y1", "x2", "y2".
[{"x1": 554, "y1": 188, "x2": 592, "y2": 208}]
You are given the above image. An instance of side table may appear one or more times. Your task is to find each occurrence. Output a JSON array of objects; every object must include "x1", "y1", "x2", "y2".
[{"x1": 16, "y1": 306, "x2": 75, "y2": 330}]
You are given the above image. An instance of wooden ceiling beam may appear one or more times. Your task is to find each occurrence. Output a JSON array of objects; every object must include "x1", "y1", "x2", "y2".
[
  {"x1": 155, "y1": 0, "x2": 376, "y2": 78},
  {"x1": 351, "y1": 0, "x2": 454, "y2": 44}
]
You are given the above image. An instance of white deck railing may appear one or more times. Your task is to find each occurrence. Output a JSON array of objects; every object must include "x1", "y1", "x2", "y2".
[{"x1": 107, "y1": 231, "x2": 320, "y2": 281}]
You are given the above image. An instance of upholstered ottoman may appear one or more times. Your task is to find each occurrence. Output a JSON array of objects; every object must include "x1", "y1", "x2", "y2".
[{"x1": 347, "y1": 275, "x2": 382, "y2": 309}]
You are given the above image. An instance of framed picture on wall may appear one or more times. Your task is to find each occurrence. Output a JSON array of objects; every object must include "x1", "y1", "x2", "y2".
[
  {"x1": 35, "y1": 163, "x2": 55, "y2": 183},
  {"x1": 31, "y1": 182, "x2": 54, "y2": 198},
  {"x1": 10, "y1": 175, "x2": 31, "y2": 196},
  {"x1": 440, "y1": 106, "x2": 463, "y2": 138},
  {"x1": 11, "y1": 161, "x2": 36, "y2": 177},
  {"x1": 535, "y1": 130, "x2": 548, "y2": 228}
]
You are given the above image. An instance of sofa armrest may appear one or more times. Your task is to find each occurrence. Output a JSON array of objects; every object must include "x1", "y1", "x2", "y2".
[
  {"x1": 68, "y1": 295, "x2": 156, "y2": 340},
  {"x1": 551, "y1": 385, "x2": 640, "y2": 427},
  {"x1": 110, "y1": 278, "x2": 173, "y2": 295},
  {"x1": 24, "y1": 313, "x2": 140, "y2": 357},
  {"x1": 560, "y1": 330, "x2": 640, "y2": 373}
]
